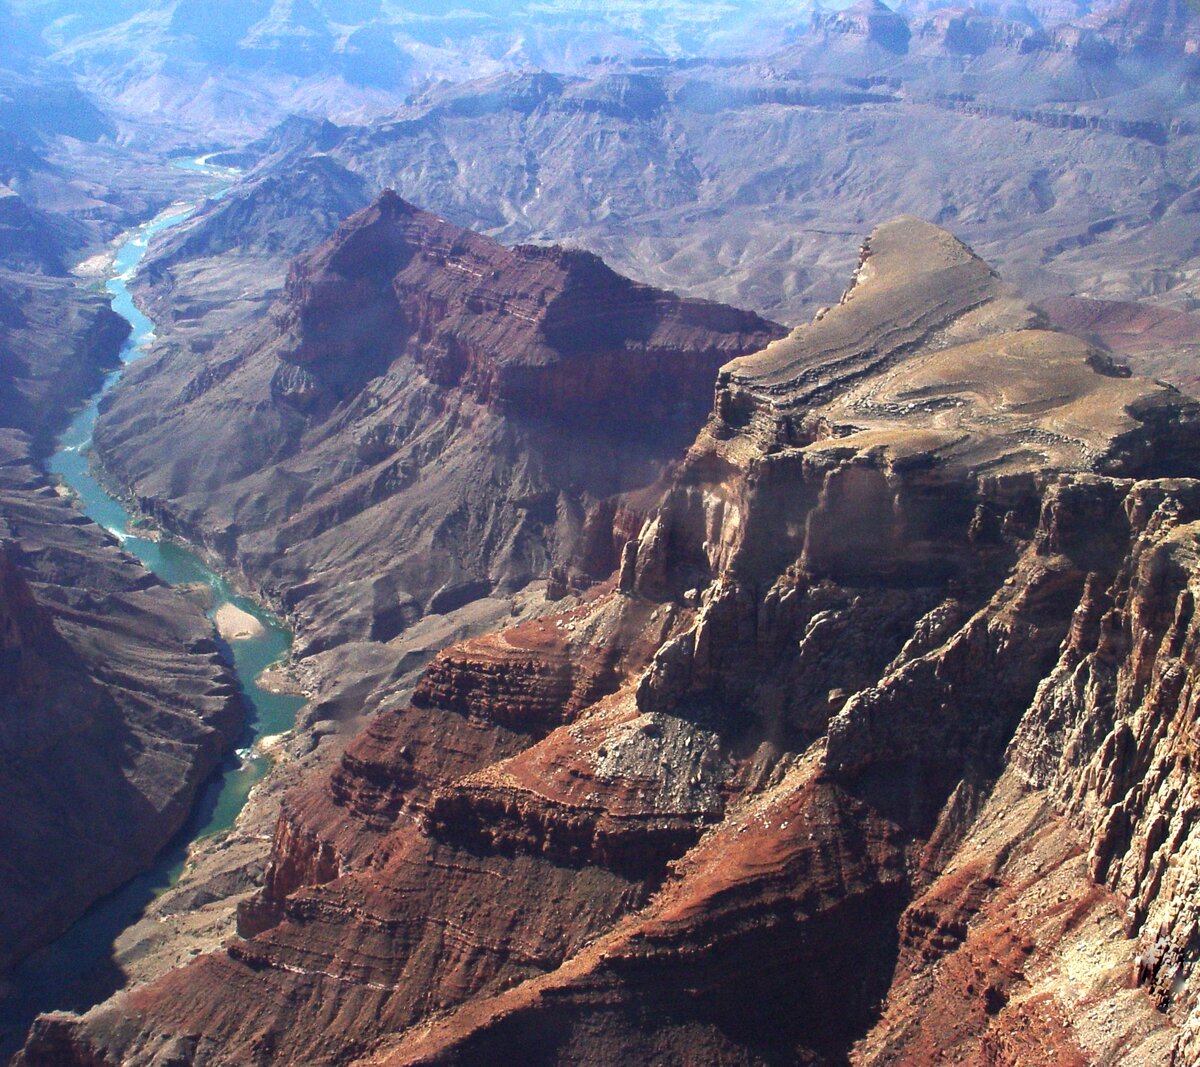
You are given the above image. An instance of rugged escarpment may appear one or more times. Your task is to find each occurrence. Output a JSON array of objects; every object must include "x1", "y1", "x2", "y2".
[
  {"x1": 0, "y1": 274, "x2": 244, "y2": 1000},
  {"x1": 135, "y1": 153, "x2": 373, "y2": 342},
  {"x1": 29, "y1": 218, "x2": 1200, "y2": 1064},
  {"x1": 0, "y1": 525, "x2": 241, "y2": 977},
  {"x1": 0, "y1": 271, "x2": 128, "y2": 452},
  {"x1": 93, "y1": 191, "x2": 782, "y2": 658},
  {"x1": 150, "y1": 0, "x2": 1200, "y2": 348},
  {"x1": 1097, "y1": 0, "x2": 1200, "y2": 56}
]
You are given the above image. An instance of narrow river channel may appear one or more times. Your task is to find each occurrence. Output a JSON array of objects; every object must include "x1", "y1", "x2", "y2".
[{"x1": 0, "y1": 158, "x2": 306, "y2": 1059}]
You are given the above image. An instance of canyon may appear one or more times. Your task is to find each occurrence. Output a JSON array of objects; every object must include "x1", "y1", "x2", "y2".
[
  {"x1": 0, "y1": 60, "x2": 307, "y2": 1048},
  {"x1": 21, "y1": 216, "x2": 1200, "y2": 1064},
  {"x1": 0, "y1": 189, "x2": 245, "y2": 1007},
  {"x1": 0, "y1": 0, "x2": 814, "y2": 140},
  {"x1": 4, "y1": 0, "x2": 1200, "y2": 1063},
  {"x1": 93, "y1": 190, "x2": 781, "y2": 667}
]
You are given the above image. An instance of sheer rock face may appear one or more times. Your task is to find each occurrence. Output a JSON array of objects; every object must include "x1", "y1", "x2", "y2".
[
  {"x1": 0, "y1": 270, "x2": 129, "y2": 453},
  {"x1": 92, "y1": 192, "x2": 783, "y2": 658},
  {"x1": 0, "y1": 280, "x2": 244, "y2": 984},
  {"x1": 0, "y1": 529, "x2": 242, "y2": 978},
  {"x1": 1096, "y1": 0, "x2": 1200, "y2": 55},
  {"x1": 27, "y1": 219, "x2": 1200, "y2": 1065}
]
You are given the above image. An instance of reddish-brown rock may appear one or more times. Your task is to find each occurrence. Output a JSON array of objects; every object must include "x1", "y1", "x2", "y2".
[
  {"x1": 1041, "y1": 294, "x2": 1200, "y2": 395},
  {"x1": 27, "y1": 219, "x2": 1200, "y2": 1065},
  {"x1": 92, "y1": 192, "x2": 783, "y2": 664}
]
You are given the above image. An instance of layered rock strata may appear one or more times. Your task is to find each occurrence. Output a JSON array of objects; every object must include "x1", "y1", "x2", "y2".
[
  {"x1": 28, "y1": 218, "x2": 1200, "y2": 1063},
  {"x1": 93, "y1": 191, "x2": 783, "y2": 658}
]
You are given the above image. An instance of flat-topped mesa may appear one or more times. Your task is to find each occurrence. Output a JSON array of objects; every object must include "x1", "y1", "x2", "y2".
[
  {"x1": 811, "y1": 0, "x2": 913, "y2": 53},
  {"x1": 272, "y1": 189, "x2": 783, "y2": 425},
  {"x1": 910, "y1": 9, "x2": 1051, "y2": 55},
  {"x1": 632, "y1": 217, "x2": 1200, "y2": 591}
]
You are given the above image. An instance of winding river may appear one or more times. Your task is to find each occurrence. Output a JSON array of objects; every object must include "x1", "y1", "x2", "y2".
[{"x1": 0, "y1": 158, "x2": 306, "y2": 1056}]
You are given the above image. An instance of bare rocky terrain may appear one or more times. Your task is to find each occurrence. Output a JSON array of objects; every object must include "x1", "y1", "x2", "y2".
[
  {"x1": 28, "y1": 215, "x2": 1200, "y2": 1066},
  {"x1": 0, "y1": 0, "x2": 813, "y2": 142},
  {"x1": 94, "y1": 190, "x2": 782, "y2": 661},
  {"x1": 7, "y1": 0, "x2": 1200, "y2": 1064},
  {"x1": 0, "y1": 47, "x2": 272, "y2": 1057},
  {"x1": 124, "y1": 0, "x2": 1200, "y2": 403},
  {"x1": 0, "y1": 186, "x2": 245, "y2": 1060}
]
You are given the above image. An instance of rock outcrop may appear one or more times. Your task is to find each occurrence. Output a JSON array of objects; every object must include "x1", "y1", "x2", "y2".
[
  {"x1": 0, "y1": 270, "x2": 245, "y2": 1000},
  {"x1": 150, "y1": 4, "x2": 1200, "y2": 347},
  {"x1": 811, "y1": 0, "x2": 913, "y2": 53},
  {"x1": 93, "y1": 191, "x2": 783, "y2": 659},
  {"x1": 135, "y1": 153, "x2": 373, "y2": 342},
  {"x1": 1095, "y1": 0, "x2": 1200, "y2": 56},
  {"x1": 28, "y1": 218, "x2": 1200, "y2": 1064}
]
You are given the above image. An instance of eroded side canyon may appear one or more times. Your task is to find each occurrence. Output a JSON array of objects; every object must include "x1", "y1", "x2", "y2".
[{"x1": 22, "y1": 218, "x2": 1200, "y2": 1064}]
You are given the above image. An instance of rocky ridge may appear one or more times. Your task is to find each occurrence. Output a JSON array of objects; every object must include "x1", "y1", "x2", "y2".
[
  {"x1": 134, "y1": 154, "x2": 373, "y2": 343},
  {"x1": 0, "y1": 0, "x2": 820, "y2": 141},
  {"x1": 93, "y1": 191, "x2": 782, "y2": 663},
  {"x1": 27, "y1": 218, "x2": 1200, "y2": 1064},
  {"x1": 132, "y1": 3, "x2": 1200, "y2": 394}
]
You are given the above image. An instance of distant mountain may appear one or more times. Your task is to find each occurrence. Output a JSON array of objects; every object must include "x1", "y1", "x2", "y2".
[
  {"x1": 0, "y1": 70, "x2": 112, "y2": 145},
  {"x1": 0, "y1": 0, "x2": 45, "y2": 71},
  {"x1": 142, "y1": 16, "x2": 1200, "y2": 334},
  {"x1": 149, "y1": 153, "x2": 371, "y2": 267},
  {"x1": 1, "y1": 0, "x2": 1191, "y2": 151},
  {"x1": 8, "y1": 0, "x2": 1194, "y2": 146},
  {"x1": 2, "y1": 0, "x2": 813, "y2": 141},
  {"x1": 0, "y1": 83, "x2": 123, "y2": 277}
]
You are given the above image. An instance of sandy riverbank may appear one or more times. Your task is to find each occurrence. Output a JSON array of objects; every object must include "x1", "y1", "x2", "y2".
[{"x1": 213, "y1": 603, "x2": 266, "y2": 641}]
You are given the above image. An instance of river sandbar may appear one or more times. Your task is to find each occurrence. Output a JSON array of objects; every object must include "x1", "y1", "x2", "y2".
[{"x1": 213, "y1": 603, "x2": 266, "y2": 641}]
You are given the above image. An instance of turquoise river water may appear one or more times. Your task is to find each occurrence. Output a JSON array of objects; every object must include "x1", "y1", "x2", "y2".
[{"x1": 0, "y1": 157, "x2": 306, "y2": 1058}]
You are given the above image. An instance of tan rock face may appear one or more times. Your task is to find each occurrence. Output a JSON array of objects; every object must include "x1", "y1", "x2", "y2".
[{"x1": 25, "y1": 219, "x2": 1200, "y2": 1065}]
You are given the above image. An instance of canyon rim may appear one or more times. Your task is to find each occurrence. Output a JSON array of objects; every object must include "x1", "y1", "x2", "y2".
[{"x1": 4, "y1": 1, "x2": 1200, "y2": 1065}]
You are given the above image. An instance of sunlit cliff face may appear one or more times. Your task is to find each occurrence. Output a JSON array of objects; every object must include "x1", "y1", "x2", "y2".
[
  {"x1": 5, "y1": 0, "x2": 1200, "y2": 1062},
  {"x1": 25, "y1": 214, "x2": 1200, "y2": 1065}
]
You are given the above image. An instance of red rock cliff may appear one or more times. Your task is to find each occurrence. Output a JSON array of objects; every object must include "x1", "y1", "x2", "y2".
[
  {"x1": 91, "y1": 192, "x2": 783, "y2": 660},
  {"x1": 27, "y1": 219, "x2": 1200, "y2": 1065}
]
